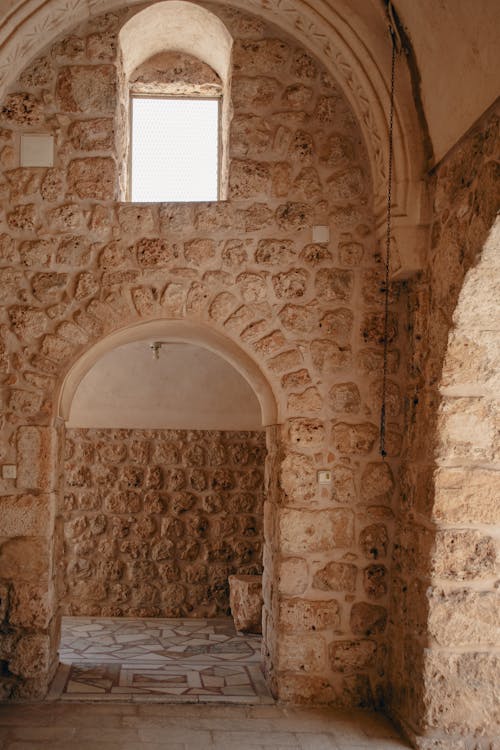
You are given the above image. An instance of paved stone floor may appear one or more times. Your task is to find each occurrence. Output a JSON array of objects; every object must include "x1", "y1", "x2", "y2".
[
  {"x1": 0, "y1": 702, "x2": 411, "y2": 749},
  {"x1": 48, "y1": 617, "x2": 271, "y2": 703},
  {"x1": 0, "y1": 616, "x2": 411, "y2": 748}
]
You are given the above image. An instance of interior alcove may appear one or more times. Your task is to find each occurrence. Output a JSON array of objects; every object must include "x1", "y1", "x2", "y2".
[{"x1": 54, "y1": 332, "x2": 273, "y2": 700}]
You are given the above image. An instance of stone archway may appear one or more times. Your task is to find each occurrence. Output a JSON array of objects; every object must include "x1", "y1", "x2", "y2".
[
  {"x1": 387, "y1": 105, "x2": 500, "y2": 747},
  {"x1": 0, "y1": 0, "x2": 427, "y2": 272}
]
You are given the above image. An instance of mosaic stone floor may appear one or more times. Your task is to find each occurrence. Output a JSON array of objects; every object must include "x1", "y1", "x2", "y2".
[{"x1": 48, "y1": 617, "x2": 273, "y2": 704}]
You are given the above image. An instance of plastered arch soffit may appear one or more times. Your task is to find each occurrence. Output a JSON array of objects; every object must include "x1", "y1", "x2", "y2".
[
  {"x1": 0, "y1": 0, "x2": 427, "y2": 276},
  {"x1": 57, "y1": 319, "x2": 279, "y2": 428}
]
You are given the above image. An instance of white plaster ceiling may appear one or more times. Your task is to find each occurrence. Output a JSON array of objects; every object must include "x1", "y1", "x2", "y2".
[
  {"x1": 394, "y1": 0, "x2": 500, "y2": 163},
  {"x1": 68, "y1": 341, "x2": 263, "y2": 430}
]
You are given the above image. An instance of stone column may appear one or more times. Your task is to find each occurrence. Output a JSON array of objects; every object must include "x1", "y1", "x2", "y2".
[{"x1": 0, "y1": 425, "x2": 59, "y2": 698}]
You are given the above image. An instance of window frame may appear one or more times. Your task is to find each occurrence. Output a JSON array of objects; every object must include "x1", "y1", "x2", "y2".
[{"x1": 128, "y1": 92, "x2": 222, "y2": 203}]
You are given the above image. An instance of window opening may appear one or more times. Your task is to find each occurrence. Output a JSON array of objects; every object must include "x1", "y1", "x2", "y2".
[{"x1": 130, "y1": 96, "x2": 220, "y2": 202}]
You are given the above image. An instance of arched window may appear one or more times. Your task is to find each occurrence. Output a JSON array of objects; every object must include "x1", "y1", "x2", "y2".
[{"x1": 117, "y1": 1, "x2": 232, "y2": 202}]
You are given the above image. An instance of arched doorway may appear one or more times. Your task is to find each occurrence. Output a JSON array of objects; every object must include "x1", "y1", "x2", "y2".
[{"x1": 50, "y1": 320, "x2": 278, "y2": 701}]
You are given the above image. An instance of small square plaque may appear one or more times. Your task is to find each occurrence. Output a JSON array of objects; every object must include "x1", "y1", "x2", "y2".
[{"x1": 20, "y1": 134, "x2": 54, "y2": 167}]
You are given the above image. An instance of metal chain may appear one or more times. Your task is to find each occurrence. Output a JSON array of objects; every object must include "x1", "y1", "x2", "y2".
[{"x1": 380, "y1": 24, "x2": 397, "y2": 458}]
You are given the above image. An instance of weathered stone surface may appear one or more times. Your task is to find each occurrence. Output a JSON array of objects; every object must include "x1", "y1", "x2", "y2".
[
  {"x1": 229, "y1": 574, "x2": 262, "y2": 633},
  {"x1": 0, "y1": 495, "x2": 50, "y2": 537},
  {"x1": 67, "y1": 158, "x2": 115, "y2": 200},
  {"x1": 62, "y1": 428, "x2": 265, "y2": 618},
  {"x1": 280, "y1": 598, "x2": 340, "y2": 632},
  {"x1": 277, "y1": 557, "x2": 309, "y2": 595},
  {"x1": 280, "y1": 508, "x2": 354, "y2": 553},
  {"x1": 428, "y1": 588, "x2": 500, "y2": 647},
  {"x1": 0, "y1": 93, "x2": 44, "y2": 126},
  {"x1": 328, "y1": 382, "x2": 360, "y2": 413},
  {"x1": 17, "y1": 427, "x2": 55, "y2": 491},
  {"x1": 332, "y1": 422, "x2": 378, "y2": 454},
  {"x1": 359, "y1": 524, "x2": 388, "y2": 559},
  {"x1": 350, "y1": 602, "x2": 387, "y2": 636},
  {"x1": 277, "y1": 633, "x2": 327, "y2": 673},
  {"x1": 312, "y1": 561, "x2": 357, "y2": 592},
  {"x1": 315, "y1": 269, "x2": 353, "y2": 301},
  {"x1": 56, "y1": 66, "x2": 115, "y2": 112},
  {"x1": 288, "y1": 418, "x2": 325, "y2": 447},
  {"x1": 432, "y1": 529, "x2": 496, "y2": 580},
  {"x1": 330, "y1": 640, "x2": 377, "y2": 672}
]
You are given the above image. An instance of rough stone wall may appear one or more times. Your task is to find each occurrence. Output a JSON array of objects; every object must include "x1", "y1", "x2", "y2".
[
  {"x1": 61, "y1": 428, "x2": 265, "y2": 618},
  {"x1": 388, "y1": 103, "x2": 500, "y2": 747},
  {"x1": 0, "y1": 5, "x2": 406, "y2": 704}
]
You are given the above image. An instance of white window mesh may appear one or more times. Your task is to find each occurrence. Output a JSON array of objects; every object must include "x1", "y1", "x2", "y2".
[{"x1": 131, "y1": 97, "x2": 219, "y2": 202}]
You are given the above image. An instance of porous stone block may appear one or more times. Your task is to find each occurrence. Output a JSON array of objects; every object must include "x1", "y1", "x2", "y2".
[
  {"x1": 16, "y1": 427, "x2": 56, "y2": 492},
  {"x1": 229, "y1": 574, "x2": 263, "y2": 633},
  {"x1": 280, "y1": 508, "x2": 354, "y2": 553},
  {"x1": 280, "y1": 598, "x2": 340, "y2": 632}
]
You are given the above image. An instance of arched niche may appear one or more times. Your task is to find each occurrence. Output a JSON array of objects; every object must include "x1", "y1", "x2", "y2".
[
  {"x1": 57, "y1": 319, "x2": 279, "y2": 428},
  {"x1": 68, "y1": 340, "x2": 263, "y2": 430},
  {"x1": 0, "y1": 0, "x2": 427, "y2": 274},
  {"x1": 117, "y1": 1, "x2": 233, "y2": 199}
]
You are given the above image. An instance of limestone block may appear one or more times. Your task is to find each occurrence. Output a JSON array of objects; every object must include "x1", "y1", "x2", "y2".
[
  {"x1": 184, "y1": 238, "x2": 216, "y2": 265},
  {"x1": 67, "y1": 158, "x2": 115, "y2": 200},
  {"x1": 7, "y1": 204, "x2": 37, "y2": 232},
  {"x1": 433, "y1": 467, "x2": 500, "y2": 524},
  {"x1": 0, "y1": 494, "x2": 50, "y2": 537},
  {"x1": 361, "y1": 311, "x2": 398, "y2": 344},
  {"x1": 280, "y1": 508, "x2": 354, "y2": 553},
  {"x1": 359, "y1": 523, "x2": 388, "y2": 559},
  {"x1": 363, "y1": 564, "x2": 388, "y2": 599},
  {"x1": 229, "y1": 574, "x2": 263, "y2": 633},
  {"x1": 8, "y1": 635, "x2": 51, "y2": 679},
  {"x1": 330, "y1": 639, "x2": 377, "y2": 672},
  {"x1": 0, "y1": 538, "x2": 48, "y2": 580},
  {"x1": 428, "y1": 588, "x2": 500, "y2": 647},
  {"x1": 277, "y1": 557, "x2": 309, "y2": 595},
  {"x1": 288, "y1": 418, "x2": 325, "y2": 447},
  {"x1": 276, "y1": 202, "x2": 313, "y2": 231},
  {"x1": 361, "y1": 462, "x2": 395, "y2": 502},
  {"x1": 275, "y1": 672, "x2": 336, "y2": 704},
  {"x1": 272, "y1": 269, "x2": 308, "y2": 299},
  {"x1": 255, "y1": 239, "x2": 296, "y2": 265},
  {"x1": 229, "y1": 159, "x2": 270, "y2": 198},
  {"x1": 312, "y1": 561, "x2": 357, "y2": 592},
  {"x1": 300, "y1": 243, "x2": 333, "y2": 265},
  {"x1": 231, "y1": 76, "x2": 278, "y2": 108},
  {"x1": 328, "y1": 382, "x2": 361, "y2": 414},
  {"x1": 280, "y1": 598, "x2": 340, "y2": 633},
  {"x1": 287, "y1": 387, "x2": 322, "y2": 414},
  {"x1": 332, "y1": 422, "x2": 379, "y2": 455},
  {"x1": 279, "y1": 303, "x2": 316, "y2": 334},
  {"x1": 136, "y1": 237, "x2": 178, "y2": 266},
  {"x1": 311, "y1": 339, "x2": 352, "y2": 374},
  {"x1": 315, "y1": 269, "x2": 353, "y2": 302},
  {"x1": 17, "y1": 426, "x2": 55, "y2": 491},
  {"x1": 9, "y1": 582, "x2": 50, "y2": 629},
  {"x1": 0, "y1": 93, "x2": 44, "y2": 126},
  {"x1": 69, "y1": 118, "x2": 114, "y2": 151},
  {"x1": 56, "y1": 65, "x2": 116, "y2": 112},
  {"x1": 350, "y1": 602, "x2": 387, "y2": 636},
  {"x1": 277, "y1": 633, "x2": 327, "y2": 673},
  {"x1": 233, "y1": 39, "x2": 290, "y2": 75},
  {"x1": 432, "y1": 529, "x2": 496, "y2": 580},
  {"x1": 423, "y1": 650, "x2": 500, "y2": 734},
  {"x1": 47, "y1": 204, "x2": 87, "y2": 232}
]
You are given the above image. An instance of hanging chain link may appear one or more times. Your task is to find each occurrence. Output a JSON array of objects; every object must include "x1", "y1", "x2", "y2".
[{"x1": 380, "y1": 23, "x2": 397, "y2": 458}]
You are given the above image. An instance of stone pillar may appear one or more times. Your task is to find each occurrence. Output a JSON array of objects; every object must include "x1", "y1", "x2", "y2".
[{"x1": 0, "y1": 425, "x2": 58, "y2": 699}]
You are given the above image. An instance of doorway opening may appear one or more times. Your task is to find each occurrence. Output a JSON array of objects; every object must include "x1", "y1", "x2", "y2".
[{"x1": 49, "y1": 333, "x2": 275, "y2": 703}]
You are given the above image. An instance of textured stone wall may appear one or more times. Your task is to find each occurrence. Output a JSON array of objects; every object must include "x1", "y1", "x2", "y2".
[
  {"x1": 388, "y1": 103, "x2": 500, "y2": 748},
  {"x1": 0, "y1": 5, "x2": 407, "y2": 704},
  {"x1": 61, "y1": 428, "x2": 265, "y2": 618}
]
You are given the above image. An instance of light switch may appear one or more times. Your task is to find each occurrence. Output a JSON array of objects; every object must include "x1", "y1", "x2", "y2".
[
  {"x1": 20, "y1": 134, "x2": 54, "y2": 167},
  {"x1": 312, "y1": 225, "x2": 330, "y2": 243},
  {"x1": 2, "y1": 464, "x2": 17, "y2": 479},
  {"x1": 317, "y1": 469, "x2": 331, "y2": 484}
]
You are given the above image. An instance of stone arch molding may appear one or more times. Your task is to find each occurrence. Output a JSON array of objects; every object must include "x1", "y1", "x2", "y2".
[
  {"x1": 57, "y1": 319, "x2": 279, "y2": 427},
  {"x1": 0, "y1": 0, "x2": 427, "y2": 275}
]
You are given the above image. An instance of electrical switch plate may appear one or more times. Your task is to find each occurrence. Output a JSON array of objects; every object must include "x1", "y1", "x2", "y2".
[
  {"x1": 317, "y1": 469, "x2": 332, "y2": 484},
  {"x1": 312, "y1": 225, "x2": 330, "y2": 243},
  {"x1": 2, "y1": 464, "x2": 17, "y2": 479},
  {"x1": 20, "y1": 134, "x2": 54, "y2": 167}
]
